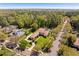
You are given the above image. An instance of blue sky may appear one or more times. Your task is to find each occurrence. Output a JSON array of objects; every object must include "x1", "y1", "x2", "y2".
[{"x1": 0, "y1": 3, "x2": 79, "y2": 9}]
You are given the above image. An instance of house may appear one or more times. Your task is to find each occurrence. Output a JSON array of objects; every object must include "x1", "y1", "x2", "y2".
[
  {"x1": 29, "y1": 28, "x2": 49, "y2": 40},
  {"x1": 30, "y1": 51, "x2": 39, "y2": 56},
  {"x1": 0, "y1": 26, "x2": 2, "y2": 29},
  {"x1": 74, "y1": 38, "x2": 79, "y2": 47},
  {"x1": 2, "y1": 25, "x2": 17, "y2": 33},
  {"x1": 73, "y1": 38, "x2": 79, "y2": 50},
  {"x1": 3, "y1": 27, "x2": 10, "y2": 33},
  {"x1": 20, "y1": 49, "x2": 31, "y2": 56},
  {"x1": 5, "y1": 35, "x2": 18, "y2": 49},
  {"x1": 14, "y1": 29, "x2": 25, "y2": 37},
  {"x1": 5, "y1": 42, "x2": 17, "y2": 49},
  {"x1": 29, "y1": 32, "x2": 39, "y2": 40},
  {"x1": 9, "y1": 36, "x2": 17, "y2": 43},
  {"x1": 73, "y1": 35, "x2": 79, "y2": 49},
  {"x1": 9, "y1": 29, "x2": 25, "y2": 37},
  {"x1": 0, "y1": 40, "x2": 5, "y2": 45},
  {"x1": 38, "y1": 28, "x2": 49, "y2": 37}
]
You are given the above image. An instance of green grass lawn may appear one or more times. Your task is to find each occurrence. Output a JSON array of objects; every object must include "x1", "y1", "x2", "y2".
[
  {"x1": 19, "y1": 35, "x2": 32, "y2": 48},
  {"x1": 0, "y1": 31, "x2": 8, "y2": 40},
  {"x1": 18, "y1": 35, "x2": 26, "y2": 41},
  {"x1": 34, "y1": 36, "x2": 49, "y2": 51},
  {"x1": 0, "y1": 46, "x2": 15, "y2": 56}
]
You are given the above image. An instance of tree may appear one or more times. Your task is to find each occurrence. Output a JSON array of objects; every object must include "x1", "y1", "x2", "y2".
[
  {"x1": 0, "y1": 31, "x2": 8, "y2": 40},
  {"x1": 62, "y1": 33, "x2": 76, "y2": 46},
  {"x1": 7, "y1": 16, "x2": 15, "y2": 25},
  {"x1": 66, "y1": 36, "x2": 73, "y2": 46},
  {"x1": 17, "y1": 20, "x2": 24, "y2": 28},
  {"x1": 37, "y1": 15, "x2": 46, "y2": 27},
  {"x1": 24, "y1": 15, "x2": 33, "y2": 28},
  {"x1": 0, "y1": 50, "x2": 4, "y2": 56},
  {"x1": 58, "y1": 44, "x2": 79, "y2": 56},
  {"x1": 70, "y1": 16, "x2": 79, "y2": 32},
  {"x1": 0, "y1": 17, "x2": 9, "y2": 26},
  {"x1": 0, "y1": 46, "x2": 14, "y2": 56},
  {"x1": 31, "y1": 23, "x2": 38, "y2": 32},
  {"x1": 19, "y1": 39, "x2": 28, "y2": 50}
]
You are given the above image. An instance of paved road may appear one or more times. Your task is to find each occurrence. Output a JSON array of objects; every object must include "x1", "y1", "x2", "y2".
[{"x1": 48, "y1": 20, "x2": 68, "y2": 56}]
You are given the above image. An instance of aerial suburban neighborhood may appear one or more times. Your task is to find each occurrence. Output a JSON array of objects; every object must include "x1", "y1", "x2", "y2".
[{"x1": 0, "y1": 9, "x2": 79, "y2": 56}]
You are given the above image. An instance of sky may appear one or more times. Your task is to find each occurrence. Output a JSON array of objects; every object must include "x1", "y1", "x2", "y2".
[{"x1": 0, "y1": 3, "x2": 79, "y2": 9}]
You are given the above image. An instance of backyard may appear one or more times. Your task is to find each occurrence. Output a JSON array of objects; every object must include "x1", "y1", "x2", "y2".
[{"x1": 34, "y1": 36, "x2": 49, "y2": 51}]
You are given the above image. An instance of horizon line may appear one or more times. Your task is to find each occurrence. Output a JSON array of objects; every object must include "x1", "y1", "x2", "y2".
[{"x1": 0, "y1": 3, "x2": 79, "y2": 9}]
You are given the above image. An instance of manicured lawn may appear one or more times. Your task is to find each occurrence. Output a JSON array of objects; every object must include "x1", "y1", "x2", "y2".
[{"x1": 34, "y1": 36, "x2": 48, "y2": 51}]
